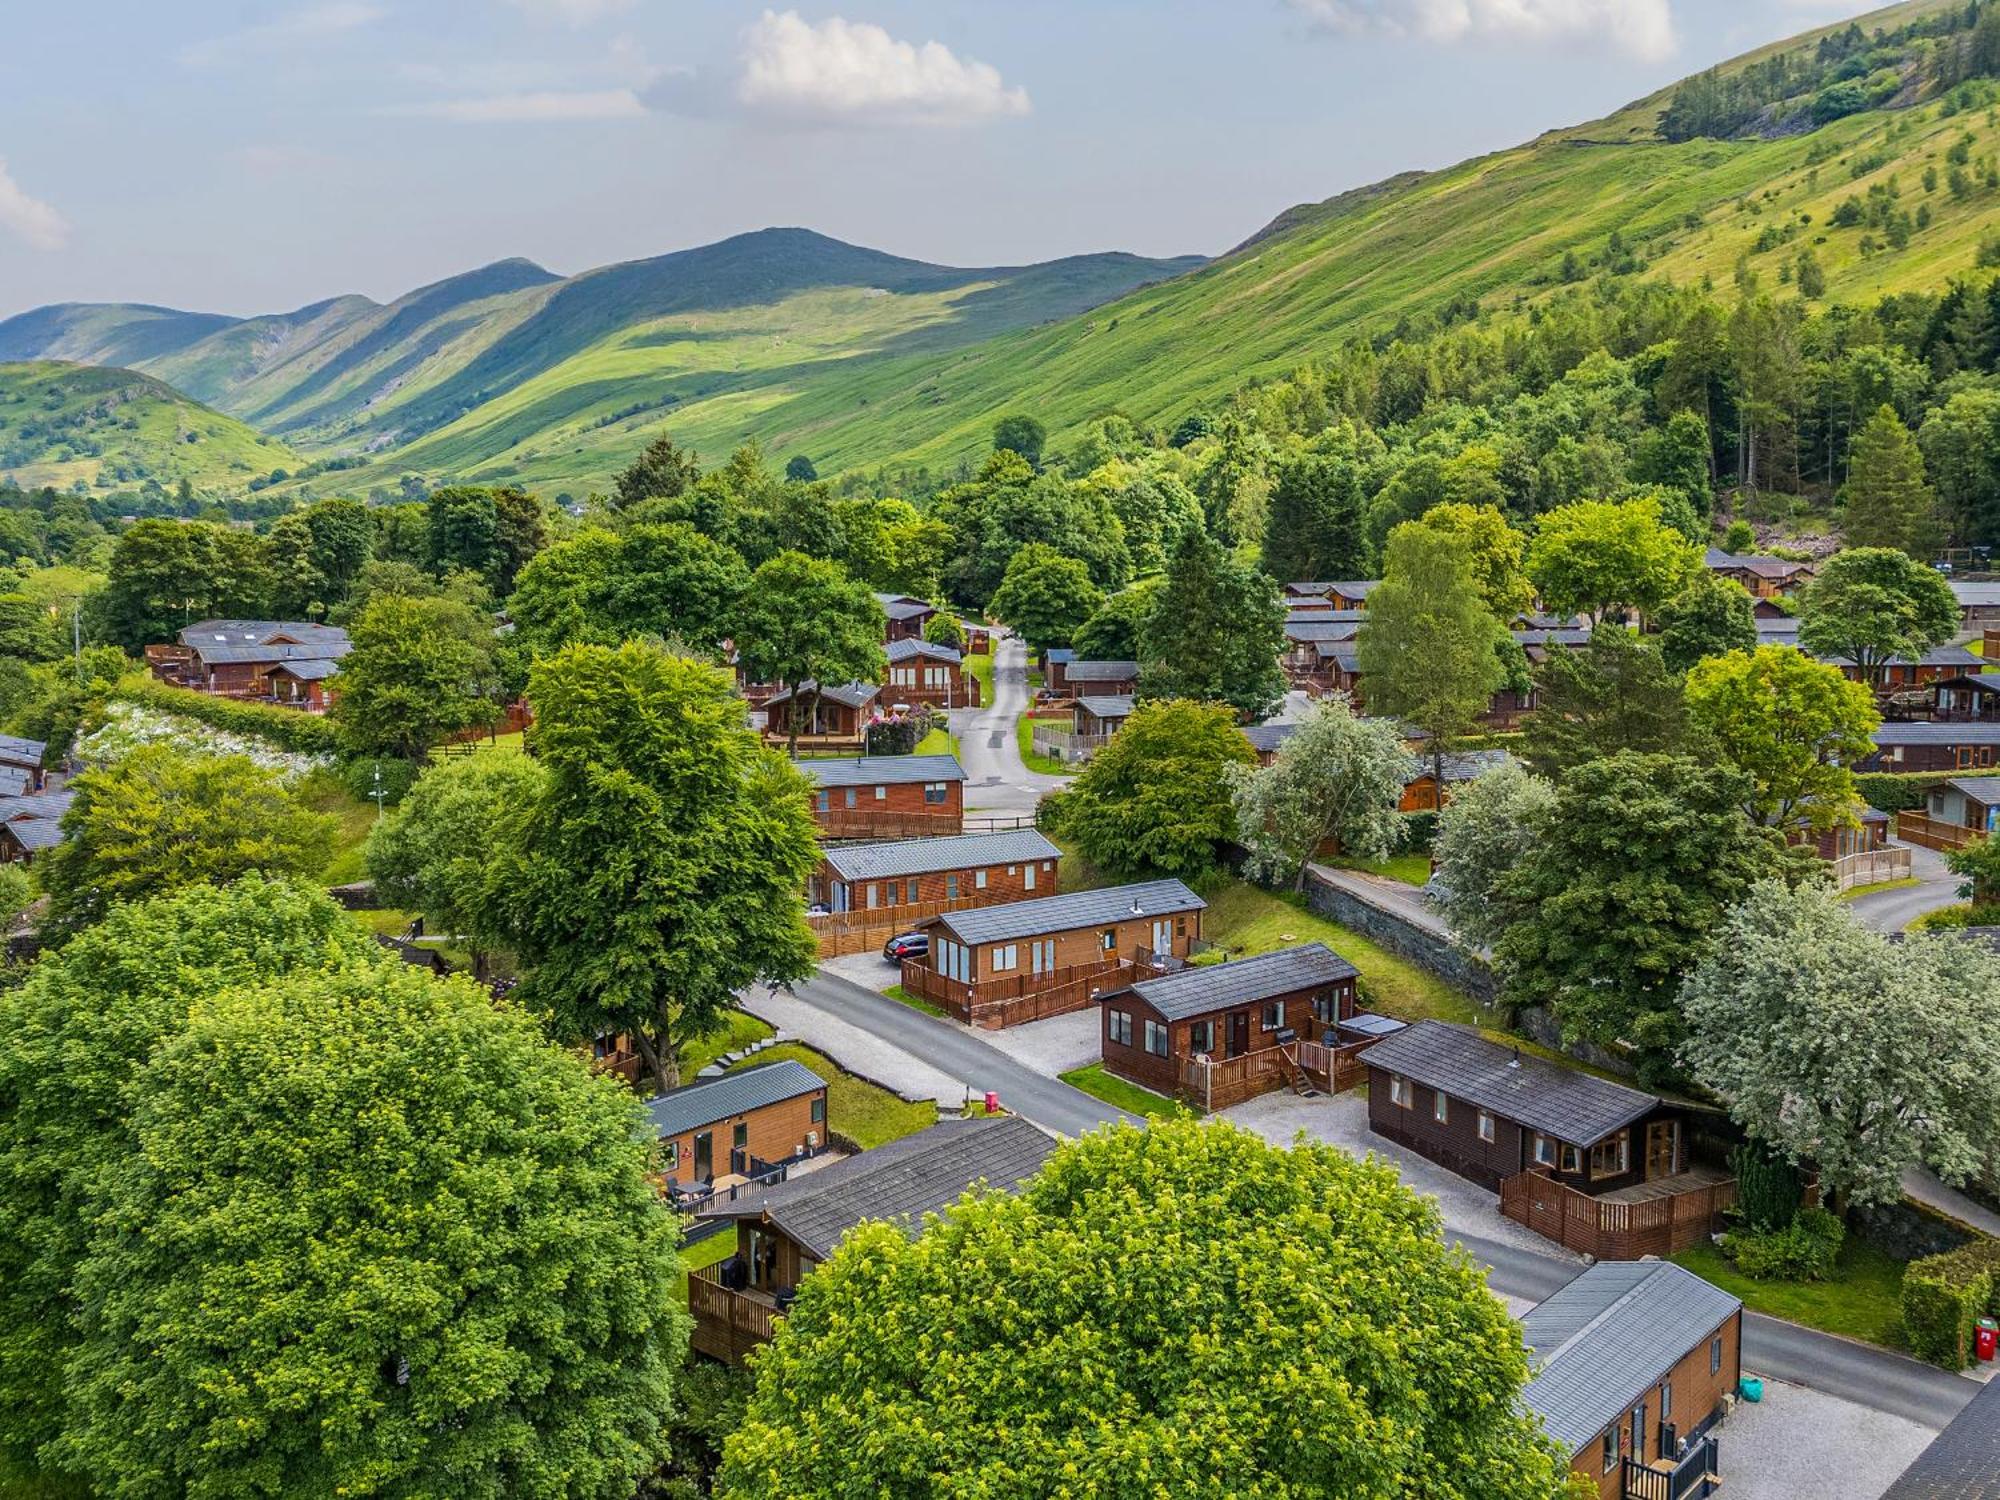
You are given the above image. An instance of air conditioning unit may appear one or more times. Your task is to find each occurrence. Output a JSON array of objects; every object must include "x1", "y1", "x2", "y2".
[{"x1": 806, "y1": 1131, "x2": 818, "y2": 1149}]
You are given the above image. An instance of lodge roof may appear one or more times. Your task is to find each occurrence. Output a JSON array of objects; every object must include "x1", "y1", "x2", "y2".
[
  {"x1": 1871, "y1": 723, "x2": 2000, "y2": 745},
  {"x1": 885, "y1": 637, "x2": 961, "y2": 665},
  {"x1": 803, "y1": 755, "x2": 966, "y2": 789},
  {"x1": 646, "y1": 1059, "x2": 827, "y2": 1142},
  {"x1": 1362, "y1": 1020, "x2": 1662, "y2": 1147},
  {"x1": 1943, "y1": 777, "x2": 2000, "y2": 807},
  {"x1": 1520, "y1": 1261, "x2": 1743, "y2": 1454},
  {"x1": 1113, "y1": 943, "x2": 1359, "y2": 1023},
  {"x1": 0, "y1": 733, "x2": 46, "y2": 767},
  {"x1": 764, "y1": 680, "x2": 883, "y2": 711},
  {"x1": 873, "y1": 594, "x2": 935, "y2": 622},
  {"x1": 1064, "y1": 660, "x2": 1139, "y2": 683},
  {"x1": 925, "y1": 879, "x2": 1205, "y2": 947},
  {"x1": 823, "y1": 828, "x2": 1061, "y2": 882},
  {"x1": 1076, "y1": 695, "x2": 1135, "y2": 721}
]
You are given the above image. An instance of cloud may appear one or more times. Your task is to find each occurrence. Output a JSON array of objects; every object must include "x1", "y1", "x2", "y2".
[
  {"x1": 388, "y1": 88, "x2": 646, "y2": 122},
  {"x1": 180, "y1": 2, "x2": 385, "y2": 67},
  {"x1": 0, "y1": 158, "x2": 68, "y2": 251},
  {"x1": 727, "y1": 10, "x2": 1030, "y2": 126},
  {"x1": 1287, "y1": 0, "x2": 1675, "y2": 62}
]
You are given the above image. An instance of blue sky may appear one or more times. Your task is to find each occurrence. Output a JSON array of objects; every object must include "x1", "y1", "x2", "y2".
[{"x1": 0, "y1": 0, "x2": 1890, "y2": 318}]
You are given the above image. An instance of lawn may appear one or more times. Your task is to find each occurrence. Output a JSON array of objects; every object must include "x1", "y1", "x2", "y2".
[
  {"x1": 1839, "y1": 877, "x2": 1920, "y2": 903},
  {"x1": 730, "y1": 1042, "x2": 935, "y2": 1150},
  {"x1": 914, "y1": 725, "x2": 958, "y2": 758},
  {"x1": 1060, "y1": 1063, "x2": 1196, "y2": 1120},
  {"x1": 1326, "y1": 853, "x2": 1432, "y2": 887},
  {"x1": 298, "y1": 771, "x2": 381, "y2": 886},
  {"x1": 963, "y1": 647, "x2": 995, "y2": 705},
  {"x1": 1200, "y1": 877, "x2": 1484, "y2": 1028},
  {"x1": 674, "y1": 1221, "x2": 738, "y2": 1300},
  {"x1": 884, "y1": 983, "x2": 947, "y2": 1018},
  {"x1": 1049, "y1": 833, "x2": 1117, "y2": 894},
  {"x1": 1671, "y1": 1239, "x2": 1909, "y2": 1351},
  {"x1": 680, "y1": 1009, "x2": 777, "y2": 1079},
  {"x1": 1017, "y1": 714, "x2": 1071, "y2": 777}
]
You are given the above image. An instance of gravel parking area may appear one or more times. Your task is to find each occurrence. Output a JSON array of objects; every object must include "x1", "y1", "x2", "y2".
[
  {"x1": 1718, "y1": 1378, "x2": 1936, "y2": 1500},
  {"x1": 742, "y1": 985, "x2": 969, "y2": 1109},
  {"x1": 1224, "y1": 1087, "x2": 1581, "y2": 1261},
  {"x1": 973, "y1": 1009, "x2": 1102, "y2": 1076},
  {"x1": 818, "y1": 950, "x2": 903, "y2": 994}
]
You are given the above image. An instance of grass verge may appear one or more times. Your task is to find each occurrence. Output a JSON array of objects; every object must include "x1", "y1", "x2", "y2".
[
  {"x1": 1060, "y1": 1063, "x2": 1196, "y2": 1120},
  {"x1": 680, "y1": 1010, "x2": 777, "y2": 1079},
  {"x1": 963, "y1": 648, "x2": 994, "y2": 705},
  {"x1": 299, "y1": 771, "x2": 379, "y2": 886},
  {"x1": 674, "y1": 1222, "x2": 738, "y2": 1300},
  {"x1": 1839, "y1": 877, "x2": 1921, "y2": 902},
  {"x1": 914, "y1": 725, "x2": 958, "y2": 758},
  {"x1": 1671, "y1": 1239, "x2": 1908, "y2": 1351},
  {"x1": 884, "y1": 983, "x2": 948, "y2": 1018},
  {"x1": 1326, "y1": 854, "x2": 1432, "y2": 887},
  {"x1": 731, "y1": 1041, "x2": 935, "y2": 1150}
]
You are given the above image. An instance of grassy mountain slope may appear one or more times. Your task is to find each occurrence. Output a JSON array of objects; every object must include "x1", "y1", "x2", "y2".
[
  {"x1": 0, "y1": 304, "x2": 240, "y2": 370},
  {"x1": 0, "y1": 361, "x2": 300, "y2": 492}
]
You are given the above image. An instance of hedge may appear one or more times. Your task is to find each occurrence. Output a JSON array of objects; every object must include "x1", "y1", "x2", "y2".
[
  {"x1": 1901, "y1": 1237, "x2": 2000, "y2": 1367},
  {"x1": 1856, "y1": 767, "x2": 2000, "y2": 813},
  {"x1": 111, "y1": 676, "x2": 343, "y2": 757}
]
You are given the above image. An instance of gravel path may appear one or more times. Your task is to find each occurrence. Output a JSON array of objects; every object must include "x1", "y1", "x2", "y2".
[{"x1": 1720, "y1": 1378, "x2": 1937, "y2": 1499}]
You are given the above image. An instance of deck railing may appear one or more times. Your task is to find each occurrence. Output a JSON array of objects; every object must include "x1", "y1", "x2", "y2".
[
  {"x1": 1621, "y1": 1434, "x2": 1720, "y2": 1500},
  {"x1": 1499, "y1": 1168, "x2": 1736, "y2": 1260},
  {"x1": 1895, "y1": 811, "x2": 1983, "y2": 853},
  {"x1": 1828, "y1": 845, "x2": 1912, "y2": 891},
  {"x1": 688, "y1": 1266, "x2": 780, "y2": 1365},
  {"x1": 900, "y1": 950, "x2": 1164, "y2": 1028}
]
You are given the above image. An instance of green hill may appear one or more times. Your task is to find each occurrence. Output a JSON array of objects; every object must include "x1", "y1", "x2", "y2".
[{"x1": 0, "y1": 361, "x2": 301, "y2": 493}]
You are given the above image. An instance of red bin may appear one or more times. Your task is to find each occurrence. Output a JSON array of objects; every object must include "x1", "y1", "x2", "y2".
[
  {"x1": 984, "y1": 1091, "x2": 1000, "y2": 1115},
  {"x1": 1977, "y1": 1319, "x2": 1997, "y2": 1363}
]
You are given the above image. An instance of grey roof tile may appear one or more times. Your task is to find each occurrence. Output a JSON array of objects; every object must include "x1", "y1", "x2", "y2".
[
  {"x1": 1361, "y1": 1021, "x2": 1660, "y2": 1146},
  {"x1": 764, "y1": 680, "x2": 882, "y2": 710},
  {"x1": 929, "y1": 879, "x2": 1205, "y2": 946},
  {"x1": 885, "y1": 637, "x2": 961, "y2": 664},
  {"x1": 824, "y1": 828, "x2": 1061, "y2": 882},
  {"x1": 1872, "y1": 723, "x2": 2000, "y2": 745},
  {"x1": 803, "y1": 755, "x2": 965, "y2": 789},
  {"x1": 1064, "y1": 660, "x2": 1139, "y2": 683},
  {"x1": 1521, "y1": 1261, "x2": 1742, "y2": 1454},
  {"x1": 646, "y1": 1059, "x2": 826, "y2": 1141},
  {"x1": 1075, "y1": 695, "x2": 1135, "y2": 721},
  {"x1": 1944, "y1": 777, "x2": 2000, "y2": 806},
  {"x1": 0, "y1": 734, "x2": 46, "y2": 765},
  {"x1": 1114, "y1": 943, "x2": 1358, "y2": 1022}
]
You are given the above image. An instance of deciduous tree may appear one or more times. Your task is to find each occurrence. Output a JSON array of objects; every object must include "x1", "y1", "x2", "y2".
[
  {"x1": 1524, "y1": 496, "x2": 1700, "y2": 623},
  {"x1": 1795, "y1": 546, "x2": 1960, "y2": 691},
  {"x1": 329, "y1": 592, "x2": 497, "y2": 762},
  {"x1": 732, "y1": 552, "x2": 885, "y2": 759},
  {"x1": 1072, "y1": 579, "x2": 1162, "y2": 662},
  {"x1": 719, "y1": 1121, "x2": 1574, "y2": 1500},
  {"x1": 1230, "y1": 698, "x2": 1416, "y2": 890},
  {"x1": 986, "y1": 543, "x2": 1103, "y2": 656},
  {"x1": 1055, "y1": 700, "x2": 1253, "y2": 881},
  {"x1": 991, "y1": 412, "x2": 1047, "y2": 468},
  {"x1": 1656, "y1": 571, "x2": 1758, "y2": 674},
  {"x1": 1407, "y1": 501, "x2": 1534, "y2": 618},
  {"x1": 506, "y1": 523, "x2": 750, "y2": 656},
  {"x1": 1684, "y1": 646, "x2": 1879, "y2": 832},
  {"x1": 1431, "y1": 761, "x2": 1557, "y2": 953}
]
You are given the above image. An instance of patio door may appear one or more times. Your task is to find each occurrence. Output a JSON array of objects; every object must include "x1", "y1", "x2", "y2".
[
  {"x1": 1645, "y1": 1120, "x2": 1678, "y2": 1180},
  {"x1": 694, "y1": 1130, "x2": 713, "y2": 1184},
  {"x1": 1151, "y1": 918, "x2": 1173, "y2": 954}
]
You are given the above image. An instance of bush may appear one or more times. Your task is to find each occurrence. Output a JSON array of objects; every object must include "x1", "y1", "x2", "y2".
[
  {"x1": 1397, "y1": 811, "x2": 1439, "y2": 853},
  {"x1": 337, "y1": 754, "x2": 419, "y2": 807},
  {"x1": 112, "y1": 677, "x2": 342, "y2": 757},
  {"x1": 1723, "y1": 1207, "x2": 1845, "y2": 1282},
  {"x1": 1731, "y1": 1143, "x2": 1806, "y2": 1231},
  {"x1": 1902, "y1": 1238, "x2": 2000, "y2": 1367},
  {"x1": 1912, "y1": 902, "x2": 2000, "y2": 931},
  {"x1": 1855, "y1": 767, "x2": 2000, "y2": 813}
]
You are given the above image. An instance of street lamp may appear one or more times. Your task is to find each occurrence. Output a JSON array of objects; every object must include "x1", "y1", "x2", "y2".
[{"x1": 370, "y1": 762, "x2": 386, "y2": 820}]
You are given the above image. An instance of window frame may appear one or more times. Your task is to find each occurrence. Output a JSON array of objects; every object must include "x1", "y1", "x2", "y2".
[
  {"x1": 1143, "y1": 1018, "x2": 1169, "y2": 1058},
  {"x1": 1108, "y1": 1009, "x2": 1133, "y2": 1048},
  {"x1": 1390, "y1": 1076, "x2": 1412, "y2": 1110},
  {"x1": 1477, "y1": 1110, "x2": 1495, "y2": 1143},
  {"x1": 1432, "y1": 1091, "x2": 1449, "y2": 1125}
]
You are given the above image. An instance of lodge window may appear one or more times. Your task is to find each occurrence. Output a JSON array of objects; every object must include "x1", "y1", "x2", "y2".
[
  {"x1": 816, "y1": 791, "x2": 829, "y2": 811},
  {"x1": 1602, "y1": 1429, "x2": 1619, "y2": 1474},
  {"x1": 992, "y1": 944, "x2": 1018, "y2": 972},
  {"x1": 874, "y1": 785, "x2": 887, "y2": 800},
  {"x1": 1189, "y1": 1020, "x2": 1214, "y2": 1055},
  {"x1": 1533, "y1": 1134, "x2": 1556, "y2": 1168},
  {"x1": 976, "y1": 869, "x2": 989, "y2": 889},
  {"x1": 810, "y1": 1096, "x2": 825, "y2": 1124},
  {"x1": 665, "y1": 1141, "x2": 681, "y2": 1170},
  {"x1": 1144, "y1": 1019, "x2": 1169, "y2": 1057},
  {"x1": 733, "y1": 1122, "x2": 748, "y2": 1151},
  {"x1": 1313, "y1": 992, "x2": 1337, "y2": 1024},
  {"x1": 924, "y1": 782, "x2": 949, "y2": 804},
  {"x1": 906, "y1": 879, "x2": 918, "y2": 903},
  {"x1": 1710, "y1": 1337, "x2": 1723, "y2": 1375},
  {"x1": 1390, "y1": 1076, "x2": 1412, "y2": 1109},
  {"x1": 1661, "y1": 1382, "x2": 1672, "y2": 1424},
  {"x1": 1631, "y1": 1403, "x2": 1646, "y2": 1457},
  {"x1": 1109, "y1": 1009, "x2": 1133, "y2": 1047},
  {"x1": 946, "y1": 874, "x2": 960, "y2": 900},
  {"x1": 1560, "y1": 1144, "x2": 1581, "y2": 1174},
  {"x1": 1478, "y1": 1111, "x2": 1495, "y2": 1142},
  {"x1": 1261, "y1": 1000, "x2": 1285, "y2": 1031},
  {"x1": 844, "y1": 788, "x2": 857, "y2": 809},
  {"x1": 1427, "y1": 1091, "x2": 1446, "y2": 1124},
  {"x1": 1590, "y1": 1133, "x2": 1630, "y2": 1179},
  {"x1": 1030, "y1": 939, "x2": 1056, "y2": 974},
  {"x1": 1100, "y1": 929, "x2": 1118, "y2": 952}
]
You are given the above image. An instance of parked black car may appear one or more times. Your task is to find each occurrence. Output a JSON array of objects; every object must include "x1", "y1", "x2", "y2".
[{"x1": 882, "y1": 930, "x2": 929, "y2": 961}]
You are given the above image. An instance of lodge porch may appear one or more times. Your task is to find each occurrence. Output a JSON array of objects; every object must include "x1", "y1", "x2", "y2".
[{"x1": 1501, "y1": 1165, "x2": 1737, "y2": 1259}]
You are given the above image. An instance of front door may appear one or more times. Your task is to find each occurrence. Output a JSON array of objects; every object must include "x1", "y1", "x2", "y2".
[
  {"x1": 1227, "y1": 1012, "x2": 1249, "y2": 1059},
  {"x1": 1152, "y1": 918, "x2": 1173, "y2": 955},
  {"x1": 1645, "y1": 1120, "x2": 1678, "y2": 1180},
  {"x1": 694, "y1": 1130, "x2": 713, "y2": 1184}
]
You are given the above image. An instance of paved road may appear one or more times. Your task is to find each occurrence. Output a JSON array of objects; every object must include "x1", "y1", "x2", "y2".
[
  {"x1": 791, "y1": 966, "x2": 1139, "y2": 1137},
  {"x1": 951, "y1": 632, "x2": 1070, "y2": 818},
  {"x1": 1850, "y1": 839, "x2": 1961, "y2": 934}
]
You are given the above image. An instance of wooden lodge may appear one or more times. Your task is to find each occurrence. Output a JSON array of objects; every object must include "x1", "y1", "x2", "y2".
[
  {"x1": 1858, "y1": 722, "x2": 2000, "y2": 774},
  {"x1": 883, "y1": 637, "x2": 977, "y2": 709},
  {"x1": 1952, "y1": 581, "x2": 2000, "y2": 629},
  {"x1": 1792, "y1": 805, "x2": 1907, "y2": 890},
  {"x1": 1900, "y1": 776, "x2": 2000, "y2": 853},
  {"x1": 1097, "y1": 943, "x2": 1375, "y2": 1110},
  {"x1": 0, "y1": 789, "x2": 71, "y2": 864},
  {"x1": 0, "y1": 734, "x2": 48, "y2": 794},
  {"x1": 1060, "y1": 659, "x2": 1139, "y2": 698},
  {"x1": 688, "y1": 1116, "x2": 1054, "y2": 1365},
  {"x1": 1703, "y1": 547, "x2": 1814, "y2": 598},
  {"x1": 648, "y1": 1058, "x2": 829, "y2": 1195},
  {"x1": 802, "y1": 754, "x2": 965, "y2": 841},
  {"x1": 1824, "y1": 645, "x2": 1987, "y2": 693},
  {"x1": 807, "y1": 828, "x2": 1062, "y2": 956},
  {"x1": 1363, "y1": 1021, "x2": 1735, "y2": 1259},
  {"x1": 761, "y1": 680, "x2": 882, "y2": 753},
  {"x1": 148, "y1": 620, "x2": 350, "y2": 705},
  {"x1": 1073, "y1": 694, "x2": 1134, "y2": 738},
  {"x1": 1522, "y1": 1261, "x2": 1742, "y2": 1500},
  {"x1": 875, "y1": 593, "x2": 937, "y2": 643},
  {"x1": 1286, "y1": 580, "x2": 1381, "y2": 610},
  {"x1": 1930, "y1": 673, "x2": 2000, "y2": 723},
  {"x1": 902, "y1": 878, "x2": 1206, "y2": 1028}
]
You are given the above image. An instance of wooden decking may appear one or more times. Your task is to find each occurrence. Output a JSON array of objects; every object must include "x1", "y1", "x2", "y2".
[
  {"x1": 688, "y1": 1265, "x2": 780, "y2": 1366},
  {"x1": 901, "y1": 952, "x2": 1159, "y2": 1028},
  {"x1": 1596, "y1": 1162, "x2": 1734, "y2": 1206},
  {"x1": 1501, "y1": 1167, "x2": 1736, "y2": 1259}
]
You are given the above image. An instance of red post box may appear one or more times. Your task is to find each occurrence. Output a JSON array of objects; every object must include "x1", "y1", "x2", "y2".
[
  {"x1": 984, "y1": 1091, "x2": 1000, "y2": 1115},
  {"x1": 1977, "y1": 1319, "x2": 1997, "y2": 1363}
]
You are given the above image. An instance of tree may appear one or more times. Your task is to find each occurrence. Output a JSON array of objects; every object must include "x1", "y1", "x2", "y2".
[
  {"x1": 1524, "y1": 496, "x2": 1700, "y2": 623},
  {"x1": 1795, "y1": 547, "x2": 1959, "y2": 690},
  {"x1": 1945, "y1": 833, "x2": 2000, "y2": 905},
  {"x1": 1685, "y1": 646, "x2": 1879, "y2": 832},
  {"x1": 507, "y1": 522, "x2": 749, "y2": 656},
  {"x1": 1521, "y1": 626, "x2": 1690, "y2": 777},
  {"x1": 90, "y1": 518, "x2": 273, "y2": 649},
  {"x1": 1843, "y1": 404, "x2": 1941, "y2": 557},
  {"x1": 425, "y1": 484, "x2": 500, "y2": 580},
  {"x1": 991, "y1": 412, "x2": 1046, "y2": 468},
  {"x1": 1680, "y1": 881, "x2": 2000, "y2": 1208},
  {"x1": 1231, "y1": 698, "x2": 1416, "y2": 890},
  {"x1": 58, "y1": 959, "x2": 683, "y2": 1498},
  {"x1": 1431, "y1": 761, "x2": 1557, "y2": 952},
  {"x1": 365, "y1": 752, "x2": 551, "y2": 966},
  {"x1": 1495, "y1": 752, "x2": 1781, "y2": 1063},
  {"x1": 38, "y1": 748, "x2": 336, "y2": 942},
  {"x1": 1656, "y1": 572, "x2": 1757, "y2": 674},
  {"x1": 931, "y1": 453, "x2": 1130, "y2": 602},
  {"x1": 1260, "y1": 452, "x2": 1367, "y2": 584},
  {"x1": 484, "y1": 642, "x2": 820, "y2": 1090},
  {"x1": 732, "y1": 552, "x2": 885, "y2": 759},
  {"x1": 1918, "y1": 388, "x2": 2000, "y2": 546},
  {"x1": 0, "y1": 878, "x2": 380, "y2": 1488},
  {"x1": 329, "y1": 593, "x2": 496, "y2": 762},
  {"x1": 301, "y1": 497, "x2": 375, "y2": 605},
  {"x1": 784, "y1": 454, "x2": 818, "y2": 482},
  {"x1": 1137, "y1": 530, "x2": 1287, "y2": 721},
  {"x1": 613, "y1": 431, "x2": 701, "y2": 509},
  {"x1": 489, "y1": 485, "x2": 549, "y2": 594},
  {"x1": 922, "y1": 609, "x2": 967, "y2": 652},
  {"x1": 986, "y1": 543, "x2": 1103, "y2": 655},
  {"x1": 1354, "y1": 525, "x2": 1507, "y2": 784},
  {"x1": 1072, "y1": 579, "x2": 1161, "y2": 662},
  {"x1": 1408, "y1": 502, "x2": 1534, "y2": 618},
  {"x1": 718, "y1": 1121, "x2": 1574, "y2": 1500},
  {"x1": 1055, "y1": 700, "x2": 1253, "y2": 881}
]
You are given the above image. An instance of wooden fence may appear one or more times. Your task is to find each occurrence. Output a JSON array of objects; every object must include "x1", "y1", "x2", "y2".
[
  {"x1": 1178, "y1": 1036, "x2": 1379, "y2": 1111},
  {"x1": 1499, "y1": 1169, "x2": 1736, "y2": 1260},
  {"x1": 900, "y1": 953, "x2": 1154, "y2": 1028},
  {"x1": 1895, "y1": 811, "x2": 1982, "y2": 853},
  {"x1": 688, "y1": 1266, "x2": 778, "y2": 1366},
  {"x1": 814, "y1": 812, "x2": 965, "y2": 842},
  {"x1": 808, "y1": 895, "x2": 987, "y2": 958},
  {"x1": 1828, "y1": 845, "x2": 1913, "y2": 891},
  {"x1": 1029, "y1": 724, "x2": 1113, "y2": 765}
]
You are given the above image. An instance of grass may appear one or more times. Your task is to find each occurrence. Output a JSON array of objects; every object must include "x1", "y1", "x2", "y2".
[
  {"x1": 730, "y1": 1042, "x2": 935, "y2": 1150},
  {"x1": 297, "y1": 772, "x2": 381, "y2": 886},
  {"x1": 962, "y1": 648, "x2": 995, "y2": 706},
  {"x1": 1017, "y1": 714, "x2": 1071, "y2": 776},
  {"x1": 1060, "y1": 1063, "x2": 1196, "y2": 1120},
  {"x1": 1049, "y1": 833, "x2": 1118, "y2": 895},
  {"x1": 1326, "y1": 853, "x2": 1432, "y2": 887},
  {"x1": 679, "y1": 1010, "x2": 777, "y2": 1080},
  {"x1": 1839, "y1": 877, "x2": 1921, "y2": 902},
  {"x1": 883, "y1": 983, "x2": 948, "y2": 1018},
  {"x1": 1671, "y1": 1239, "x2": 1909, "y2": 1351},
  {"x1": 914, "y1": 725, "x2": 958, "y2": 758},
  {"x1": 673, "y1": 1222, "x2": 738, "y2": 1300}
]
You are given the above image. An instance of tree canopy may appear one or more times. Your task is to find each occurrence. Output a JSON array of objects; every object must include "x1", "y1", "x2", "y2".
[
  {"x1": 1795, "y1": 546, "x2": 1960, "y2": 687},
  {"x1": 1656, "y1": 571, "x2": 1758, "y2": 674},
  {"x1": 505, "y1": 523, "x2": 750, "y2": 657},
  {"x1": 1524, "y1": 496, "x2": 1700, "y2": 623},
  {"x1": 986, "y1": 543, "x2": 1103, "y2": 656},
  {"x1": 1055, "y1": 699, "x2": 1254, "y2": 881},
  {"x1": 1138, "y1": 529, "x2": 1287, "y2": 721},
  {"x1": 1231, "y1": 698, "x2": 1416, "y2": 891},
  {"x1": 329, "y1": 592, "x2": 498, "y2": 761},
  {"x1": 1431, "y1": 761, "x2": 1558, "y2": 953},
  {"x1": 731, "y1": 552, "x2": 885, "y2": 758},
  {"x1": 1842, "y1": 404, "x2": 1941, "y2": 557},
  {"x1": 1684, "y1": 645, "x2": 1879, "y2": 832},
  {"x1": 1520, "y1": 626, "x2": 1690, "y2": 777}
]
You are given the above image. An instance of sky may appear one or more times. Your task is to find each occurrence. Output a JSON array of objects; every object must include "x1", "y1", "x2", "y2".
[{"x1": 0, "y1": 0, "x2": 1897, "y2": 319}]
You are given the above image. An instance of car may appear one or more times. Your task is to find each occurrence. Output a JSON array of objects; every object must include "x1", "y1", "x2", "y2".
[
  {"x1": 1421, "y1": 873, "x2": 1452, "y2": 908},
  {"x1": 882, "y1": 930, "x2": 929, "y2": 961}
]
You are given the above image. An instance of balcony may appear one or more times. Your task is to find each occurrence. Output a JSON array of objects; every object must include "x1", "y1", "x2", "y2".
[
  {"x1": 688, "y1": 1264, "x2": 782, "y2": 1366},
  {"x1": 1621, "y1": 1433, "x2": 1720, "y2": 1500}
]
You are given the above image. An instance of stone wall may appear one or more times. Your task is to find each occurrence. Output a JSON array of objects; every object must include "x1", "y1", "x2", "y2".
[{"x1": 1302, "y1": 872, "x2": 1498, "y2": 1005}]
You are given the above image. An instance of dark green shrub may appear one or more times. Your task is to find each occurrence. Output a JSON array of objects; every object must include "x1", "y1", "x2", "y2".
[
  {"x1": 1730, "y1": 1143, "x2": 1805, "y2": 1231},
  {"x1": 1902, "y1": 1239, "x2": 2000, "y2": 1367},
  {"x1": 1855, "y1": 768, "x2": 2000, "y2": 813},
  {"x1": 1723, "y1": 1207, "x2": 1845, "y2": 1281},
  {"x1": 1397, "y1": 811, "x2": 1439, "y2": 853},
  {"x1": 337, "y1": 755, "x2": 419, "y2": 807}
]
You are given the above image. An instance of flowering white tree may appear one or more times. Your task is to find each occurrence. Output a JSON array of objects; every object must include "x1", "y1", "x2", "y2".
[
  {"x1": 1679, "y1": 880, "x2": 2000, "y2": 1208},
  {"x1": 1429, "y1": 760, "x2": 1556, "y2": 952},
  {"x1": 1229, "y1": 697, "x2": 1415, "y2": 891}
]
